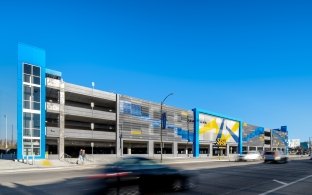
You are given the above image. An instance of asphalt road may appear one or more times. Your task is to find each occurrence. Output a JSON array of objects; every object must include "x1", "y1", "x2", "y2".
[{"x1": 0, "y1": 159, "x2": 312, "y2": 195}]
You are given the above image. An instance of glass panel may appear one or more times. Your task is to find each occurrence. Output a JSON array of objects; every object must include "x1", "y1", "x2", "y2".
[
  {"x1": 33, "y1": 66, "x2": 40, "y2": 77},
  {"x1": 23, "y1": 139, "x2": 40, "y2": 156},
  {"x1": 23, "y1": 148, "x2": 31, "y2": 156},
  {"x1": 33, "y1": 129, "x2": 40, "y2": 137},
  {"x1": 23, "y1": 139, "x2": 31, "y2": 145},
  {"x1": 33, "y1": 87, "x2": 40, "y2": 102},
  {"x1": 24, "y1": 85, "x2": 31, "y2": 101},
  {"x1": 33, "y1": 148, "x2": 40, "y2": 155},
  {"x1": 33, "y1": 102, "x2": 40, "y2": 110},
  {"x1": 33, "y1": 76, "x2": 40, "y2": 85},
  {"x1": 23, "y1": 128, "x2": 31, "y2": 136},
  {"x1": 23, "y1": 100, "x2": 30, "y2": 109},
  {"x1": 33, "y1": 140, "x2": 40, "y2": 146},
  {"x1": 33, "y1": 114, "x2": 40, "y2": 129},
  {"x1": 24, "y1": 74, "x2": 31, "y2": 83},
  {"x1": 23, "y1": 113, "x2": 31, "y2": 128},
  {"x1": 24, "y1": 64, "x2": 31, "y2": 74}
]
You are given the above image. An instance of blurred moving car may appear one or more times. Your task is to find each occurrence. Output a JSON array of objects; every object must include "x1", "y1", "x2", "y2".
[
  {"x1": 87, "y1": 156, "x2": 195, "y2": 194},
  {"x1": 263, "y1": 150, "x2": 288, "y2": 163},
  {"x1": 238, "y1": 151, "x2": 262, "y2": 161}
]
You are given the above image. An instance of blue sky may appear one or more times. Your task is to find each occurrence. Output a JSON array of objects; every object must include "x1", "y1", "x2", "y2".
[{"x1": 0, "y1": 0, "x2": 312, "y2": 141}]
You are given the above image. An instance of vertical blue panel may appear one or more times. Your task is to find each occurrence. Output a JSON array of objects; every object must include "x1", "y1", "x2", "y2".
[
  {"x1": 40, "y1": 67, "x2": 46, "y2": 159},
  {"x1": 192, "y1": 108, "x2": 199, "y2": 158},
  {"x1": 17, "y1": 46, "x2": 23, "y2": 160},
  {"x1": 18, "y1": 43, "x2": 46, "y2": 160},
  {"x1": 283, "y1": 126, "x2": 289, "y2": 155},
  {"x1": 239, "y1": 122, "x2": 243, "y2": 154}
]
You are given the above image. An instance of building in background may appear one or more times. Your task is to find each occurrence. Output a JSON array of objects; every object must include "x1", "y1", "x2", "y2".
[
  {"x1": 288, "y1": 139, "x2": 301, "y2": 149},
  {"x1": 16, "y1": 43, "x2": 288, "y2": 160}
]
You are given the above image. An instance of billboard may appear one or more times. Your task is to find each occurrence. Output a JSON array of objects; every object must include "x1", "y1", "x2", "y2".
[{"x1": 198, "y1": 113, "x2": 239, "y2": 143}]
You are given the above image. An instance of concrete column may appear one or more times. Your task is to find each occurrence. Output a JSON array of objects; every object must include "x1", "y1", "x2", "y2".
[
  {"x1": 226, "y1": 144, "x2": 230, "y2": 156},
  {"x1": 148, "y1": 140, "x2": 154, "y2": 158},
  {"x1": 58, "y1": 81, "x2": 65, "y2": 160},
  {"x1": 247, "y1": 146, "x2": 250, "y2": 152},
  {"x1": 209, "y1": 143, "x2": 213, "y2": 157},
  {"x1": 116, "y1": 94, "x2": 121, "y2": 157},
  {"x1": 127, "y1": 147, "x2": 131, "y2": 155},
  {"x1": 173, "y1": 142, "x2": 178, "y2": 157}
]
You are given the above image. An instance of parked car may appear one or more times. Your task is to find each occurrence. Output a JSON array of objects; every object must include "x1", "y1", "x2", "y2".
[
  {"x1": 87, "y1": 156, "x2": 195, "y2": 194},
  {"x1": 238, "y1": 151, "x2": 262, "y2": 161},
  {"x1": 263, "y1": 150, "x2": 288, "y2": 163}
]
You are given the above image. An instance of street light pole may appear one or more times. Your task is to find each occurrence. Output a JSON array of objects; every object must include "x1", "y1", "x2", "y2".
[
  {"x1": 187, "y1": 115, "x2": 190, "y2": 157},
  {"x1": 309, "y1": 137, "x2": 312, "y2": 156},
  {"x1": 91, "y1": 82, "x2": 95, "y2": 156},
  {"x1": 119, "y1": 124, "x2": 123, "y2": 157},
  {"x1": 160, "y1": 93, "x2": 173, "y2": 163},
  {"x1": 4, "y1": 115, "x2": 7, "y2": 149}
]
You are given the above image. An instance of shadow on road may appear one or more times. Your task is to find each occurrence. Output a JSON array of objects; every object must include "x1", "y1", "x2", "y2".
[{"x1": 1, "y1": 159, "x2": 311, "y2": 195}]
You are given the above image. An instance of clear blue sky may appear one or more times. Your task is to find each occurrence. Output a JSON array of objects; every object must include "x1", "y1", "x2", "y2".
[{"x1": 0, "y1": 0, "x2": 312, "y2": 142}]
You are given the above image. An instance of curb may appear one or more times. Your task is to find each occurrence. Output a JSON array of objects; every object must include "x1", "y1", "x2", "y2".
[{"x1": 0, "y1": 159, "x2": 233, "y2": 173}]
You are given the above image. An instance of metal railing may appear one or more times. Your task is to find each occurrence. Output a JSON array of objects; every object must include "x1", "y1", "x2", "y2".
[
  {"x1": 83, "y1": 154, "x2": 94, "y2": 163},
  {"x1": 60, "y1": 153, "x2": 77, "y2": 164}
]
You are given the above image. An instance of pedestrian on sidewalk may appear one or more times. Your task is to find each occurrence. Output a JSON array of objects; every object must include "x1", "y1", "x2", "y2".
[
  {"x1": 77, "y1": 149, "x2": 83, "y2": 164},
  {"x1": 82, "y1": 149, "x2": 86, "y2": 163}
]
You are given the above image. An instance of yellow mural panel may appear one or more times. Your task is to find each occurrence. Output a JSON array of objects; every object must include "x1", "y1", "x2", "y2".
[
  {"x1": 131, "y1": 130, "x2": 142, "y2": 135},
  {"x1": 232, "y1": 122, "x2": 239, "y2": 133},
  {"x1": 199, "y1": 118, "x2": 218, "y2": 135}
]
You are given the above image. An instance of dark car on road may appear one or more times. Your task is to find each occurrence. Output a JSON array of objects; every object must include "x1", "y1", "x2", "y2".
[
  {"x1": 87, "y1": 156, "x2": 195, "y2": 194},
  {"x1": 263, "y1": 150, "x2": 288, "y2": 163}
]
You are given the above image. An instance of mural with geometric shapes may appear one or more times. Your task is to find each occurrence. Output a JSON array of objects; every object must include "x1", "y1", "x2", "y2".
[
  {"x1": 272, "y1": 129, "x2": 288, "y2": 148},
  {"x1": 242, "y1": 123, "x2": 265, "y2": 146},
  {"x1": 198, "y1": 113, "x2": 239, "y2": 143}
]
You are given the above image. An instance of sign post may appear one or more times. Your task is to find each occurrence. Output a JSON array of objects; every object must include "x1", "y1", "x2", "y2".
[{"x1": 91, "y1": 142, "x2": 94, "y2": 156}]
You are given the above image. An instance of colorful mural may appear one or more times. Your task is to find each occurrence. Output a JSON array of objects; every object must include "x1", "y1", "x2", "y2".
[
  {"x1": 198, "y1": 113, "x2": 239, "y2": 143},
  {"x1": 242, "y1": 123, "x2": 265, "y2": 146},
  {"x1": 272, "y1": 129, "x2": 288, "y2": 148}
]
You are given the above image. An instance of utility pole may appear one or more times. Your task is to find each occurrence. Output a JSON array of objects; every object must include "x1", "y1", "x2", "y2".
[
  {"x1": 91, "y1": 82, "x2": 95, "y2": 157},
  {"x1": 119, "y1": 124, "x2": 123, "y2": 157},
  {"x1": 4, "y1": 115, "x2": 7, "y2": 149},
  {"x1": 160, "y1": 93, "x2": 173, "y2": 163},
  {"x1": 185, "y1": 115, "x2": 190, "y2": 157},
  {"x1": 11, "y1": 124, "x2": 13, "y2": 146},
  {"x1": 309, "y1": 137, "x2": 311, "y2": 156}
]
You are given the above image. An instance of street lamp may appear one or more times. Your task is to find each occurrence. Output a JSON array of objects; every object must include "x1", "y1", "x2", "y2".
[
  {"x1": 91, "y1": 82, "x2": 95, "y2": 156},
  {"x1": 160, "y1": 93, "x2": 173, "y2": 163},
  {"x1": 119, "y1": 124, "x2": 123, "y2": 157},
  {"x1": 309, "y1": 137, "x2": 312, "y2": 156},
  {"x1": 186, "y1": 115, "x2": 190, "y2": 157},
  {"x1": 4, "y1": 115, "x2": 8, "y2": 149}
]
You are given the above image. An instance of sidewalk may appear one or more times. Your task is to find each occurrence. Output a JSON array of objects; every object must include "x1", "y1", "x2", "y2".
[
  {"x1": 2, "y1": 155, "x2": 308, "y2": 173},
  {"x1": 0, "y1": 155, "x2": 234, "y2": 172}
]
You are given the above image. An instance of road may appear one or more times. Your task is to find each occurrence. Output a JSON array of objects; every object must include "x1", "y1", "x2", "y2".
[{"x1": 0, "y1": 159, "x2": 312, "y2": 195}]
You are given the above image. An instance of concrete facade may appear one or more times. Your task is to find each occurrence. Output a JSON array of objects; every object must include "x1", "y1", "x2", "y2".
[{"x1": 17, "y1": 44, "x2": 288, "y2": 160}]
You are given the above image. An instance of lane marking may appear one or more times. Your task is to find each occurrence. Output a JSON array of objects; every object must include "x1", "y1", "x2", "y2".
[
  {"x1": 259, "y1": 175, "x2": 312, "y2": 195},
  {"x1": 273, "y1": 179, "x2": 287, "y2": 185}
]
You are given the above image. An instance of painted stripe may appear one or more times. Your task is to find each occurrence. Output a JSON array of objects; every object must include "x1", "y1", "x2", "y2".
[
  {"x1": 273, "y1": 179, "x2": 287, "y2": 185},
  {"x1": 259, "y1": 175, "x2": 312, "y2": 195}
]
